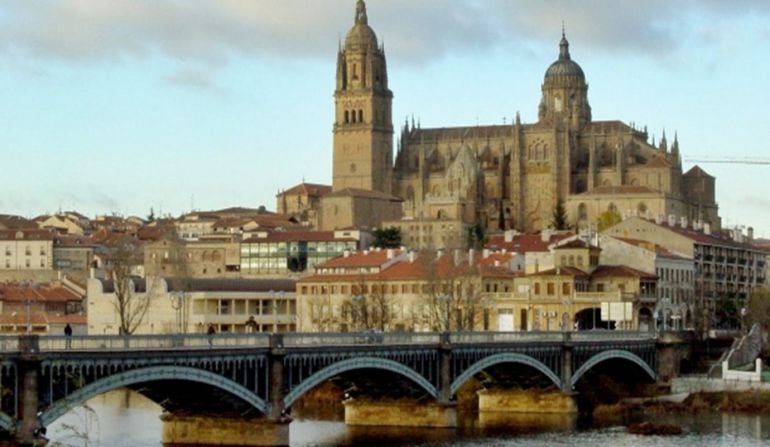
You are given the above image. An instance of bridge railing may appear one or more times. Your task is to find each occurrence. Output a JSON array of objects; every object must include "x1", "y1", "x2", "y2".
[
  {"x1": 34, "y1": 333, "x2": 272, "y2": 352},
  {"x1": 570, "y1": 331, "x2": 657, "y2": 342},
  {"x1": 450, "y1": 332, "x2": 566, "y2": 344},
  {"x1": 283, "y1": 332, "x2": 442, "y2": 347}
]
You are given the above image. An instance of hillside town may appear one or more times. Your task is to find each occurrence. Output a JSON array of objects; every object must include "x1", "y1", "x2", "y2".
[{"x1": 0, "y1": 201, "x2": 766, "y2": 339}]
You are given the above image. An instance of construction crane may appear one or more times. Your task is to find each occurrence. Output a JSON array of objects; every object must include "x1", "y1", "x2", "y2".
[{"x1": 685, "y1": 157, "x2": 770, "y2": 165}]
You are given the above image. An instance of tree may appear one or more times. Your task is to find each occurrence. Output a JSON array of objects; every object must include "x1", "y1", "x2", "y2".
[
  {"x1": 147, "y1": 207, "x2": 156, "y2": 222},
  {"x1": 597, "y1": 209, "x2": 622, "y2": 231},
  {"x1": 551, "y1": 199, "x2": 569, "y2": 230},
  {"x1": 372, "y1": 227, "x2": 402, "y2": 248},
  {"x1": 105, "y1": 237, "x2": 154, "y2": 335},
  {"x1": 165, "y1": 235, "x2": 193, "y2": 333},
  {"x1": 747, "y1": 288, "x2": 770, "y2": 331},
  {"x1": 341, "y1": 278, "x2": 392, "y2": 331},
  {"x1": 419, "y1": 251, "x2": 484, "y2": 332}
]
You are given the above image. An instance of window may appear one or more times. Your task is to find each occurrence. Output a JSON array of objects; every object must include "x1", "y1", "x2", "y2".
[
  {"x1": 534, "y1": 283, "x2": 541, "y2": 295},
  {"x1": 547, "y1": 282, "x2": 555, "y2": 295},
  {"x1": 562, "y1": 283, "x2": 571, "y2": 295}
]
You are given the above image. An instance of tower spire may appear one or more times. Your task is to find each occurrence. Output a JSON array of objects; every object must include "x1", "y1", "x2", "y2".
[
  {"x1": 559, "y1": 23, "x2": 571, "y2": 60},
  {"x1": 355, "y1": 0, "x2": 368, "y2": 25}
]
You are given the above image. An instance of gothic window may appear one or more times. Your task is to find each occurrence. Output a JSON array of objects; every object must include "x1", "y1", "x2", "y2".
[
  {"x1": 358, "y1": 109, "x2": 363, "y2": 123},
  {"x1": 351, "y1": 111, "x2": 356, "y2": 123},
  {"x1": 350, "y1": 163, "x2": 357, "y2": 173},
  {"x1": 637, "y1": 202, "x2": 648, "y2": 215},
  {"x1": 554, "y1": 95, "x2": 563, "y2": 112},
  {"x1": 344, "y1": 111, "x2": 350, "y2": 124},
  {"x1": 575, "y1": 179, "x2": 585, "y2": 194},
  {"x1": 437, "y1": 210, "x2": 446, "y2": 219},
  {"x1": 602, "y1": 179, "x2": 612, "y2": 186},
  {"x1": 352, "y1": 63, "x2": 358, "y2": 80}
]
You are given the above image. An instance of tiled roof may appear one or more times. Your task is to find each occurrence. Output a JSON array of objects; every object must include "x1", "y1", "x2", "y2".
[
  {"x1": 591, "y1": 265, "x2": 657, "y2": 280},
  {"x1": 0, "y1": 283, "x2": 84, "y2": 303},
  {"x1": 0, "y1": 215, "x2": 37, "y2": 230},
  {"x1": 555, "y1": 239, "x2": 599, "y2": 250},
  {"x1": 644, "y1": 155, "x2": 673, "y2": 168},
  {"x1": 278, "y1": 183, "x2": 332, "y2": 197},
  {"x1": 301, "y1": 251, "x2": 517, "y2": 283},
  {"x1": 684, "y1": 166, "x2": 714, "y2": 178},
  {"x1": 54, "y1": 235, "x2": 94, "y2": 247},
  {"x1": 0, "y1": 229, "x2": 54, "y2": 241},
  {"x1": 485, "y1": 232, "x2": 573, "y2": 253}
]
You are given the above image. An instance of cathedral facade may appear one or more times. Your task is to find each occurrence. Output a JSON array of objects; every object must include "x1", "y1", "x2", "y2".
[{"x1": 325, "y1": 1, "x2": 720, "y2": 237}]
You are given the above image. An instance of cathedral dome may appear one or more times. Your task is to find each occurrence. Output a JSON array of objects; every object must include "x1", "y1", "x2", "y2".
[
  {"x1": 544, "y1": 33, "x2": 585, "y2": 80},
  {"x1": 345, "y1": 1, "x2": 378, "y2": 49}
]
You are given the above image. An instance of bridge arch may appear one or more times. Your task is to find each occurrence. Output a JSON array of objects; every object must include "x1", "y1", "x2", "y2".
[
  {"x1": 283, "y1": 357, "x2": 439, "y2": 409},
  {"x1": 450, "y1": 353, "x2": 563, "y2": 395},
  {"x1": 40, "y1": 366, "x2": 268, "y2": 427},
  {"x1": 570, "y1": 349, "x2": 656, "y2": 389}
]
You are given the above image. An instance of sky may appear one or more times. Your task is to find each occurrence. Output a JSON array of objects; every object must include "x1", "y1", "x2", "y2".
[{"x1": 1, "y1": 1, "x2": 770, "y2": 234}]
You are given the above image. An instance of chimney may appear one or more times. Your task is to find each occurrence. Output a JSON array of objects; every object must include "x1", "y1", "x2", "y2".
[
  {"x1": 454, "y1": 249, "x2": 461, "y2": 266},
  {"x1": 468, "y1": 249, "x2": 475, "y2": 266},
  {"x1": 504, "y1": 230, "x2": 515, "y2": 243},
  {"x1": 541, "y1": 229, "x2": 552, "y2": 243},
  {"x1": 437, "y1": 249, "x2": 444, "y2": 259},
  {"x1": 494, "y1": 260, "x2": 500, "y2": 267},
  {"x1": 680, "y1": 216, "x2": 688, "y2": 229},
  {"x1": 668, "y1": 215, "x2": 676, "y2": 227},
  {"x1": 655, "y1": 214, "x2": 664, "y2": 225},
  {"x1": 483, "y1": 249, "x2": 490, "y2": 259},
  {"x1": 704, "y1": 223, "x2": 711, "y2": 235},
  {"x1": 89, "y1": 267, "x2": 96, "y2": 279},
  {"x1": 408, "y1": 251, "x2": 416, "y2": 263},
  {"x1": 343, "y1": 250, "x2": 351, "y2": 258},
  {"x1": 386, "y1": 249, "x2": 395, "y2": 259}
]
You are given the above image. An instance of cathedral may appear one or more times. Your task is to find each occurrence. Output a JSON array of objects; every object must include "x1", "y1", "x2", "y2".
[{"x1": 314, "y1": 0, "x2": 720, "y2": 238}]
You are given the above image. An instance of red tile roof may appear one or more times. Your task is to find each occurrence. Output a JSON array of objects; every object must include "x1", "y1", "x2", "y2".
[{"x1": 0, "y1": 283, "x2": 84, "y2": 303}]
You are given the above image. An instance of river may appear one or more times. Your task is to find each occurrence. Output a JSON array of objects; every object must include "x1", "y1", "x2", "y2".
[{"x1": 44, "y1": 389, "x2": 770, "y2": 447}]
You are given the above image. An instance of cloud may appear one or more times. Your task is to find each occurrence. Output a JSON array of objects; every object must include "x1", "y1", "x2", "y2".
[
  {"x1": 0, "y1": 0, "x2": 769, "y2": 67},
  {"x1": 163, "y1": 67, "x2": 220, "y2": 92}
]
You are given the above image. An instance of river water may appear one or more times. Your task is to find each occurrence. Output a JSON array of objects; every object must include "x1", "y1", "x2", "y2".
[{"x1": 44, "y1": 390, "x2": 770, "y2": 447}]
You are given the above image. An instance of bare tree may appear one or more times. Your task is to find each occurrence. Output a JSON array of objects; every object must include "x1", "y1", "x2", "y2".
[
  {"x1": 419, "y1": 251, "x2": 484, "y2": 332},
  {"x1": 165, "y1": 235, "x2": 193, "y2": 333},
  {"x1": 341, "y1": 277, "x2": 392, "y2": 331},
  {"x1": 106, "y1": 237, "x2": 152, "y2": 335}
]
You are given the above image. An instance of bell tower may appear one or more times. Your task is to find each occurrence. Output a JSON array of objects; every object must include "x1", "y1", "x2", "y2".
[
  {"x1": 539, "y1": 29, "x2": 591, "y2": 130},
  {"x1": 332, "y1": 0, "x2": 394, "y2": 193}
]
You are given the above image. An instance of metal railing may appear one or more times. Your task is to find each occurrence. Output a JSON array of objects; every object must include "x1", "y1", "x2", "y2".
[
  {"x1": 282, "y1": 332, "x2": 441, "y2": 347},
  {"x1": 34, "y1": 333, "x2": 272, "y2": 352},
  {"x1": 0, "y1": 330, "x2": 664, "y2": 353}
]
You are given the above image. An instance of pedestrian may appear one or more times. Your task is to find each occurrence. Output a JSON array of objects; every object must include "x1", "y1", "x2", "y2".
[
  {"x1": 64, "y1": 323, "x2": 73, "y2": 348},
  {"x1": 207, "y1": 324, "x2": 215, "y2": 347}
]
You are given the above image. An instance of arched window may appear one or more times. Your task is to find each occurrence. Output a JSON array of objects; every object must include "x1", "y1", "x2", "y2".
[
  {"x1": 578, "y1": 203, "x2": 588, "y2": 220},
  {"x1": 351, "y1": 110, "x2": 356, "y2": 123},
  {"x1": 637, "y1": 202, "x2": 648, "y2": 215},
  {"x1": 568, "y1": 255, "x2": 575, "y2": 266},
  {"x1": 358, "y1": 109, "x2": 364, "y2": 123},
  {"x1": 344, "y1": 110, "x2": 350, "y2": 124},
  {"x1": 406, "y1": 185, "x2": 415, "y2": 201},
  {"x1": 608, "y1": 203, "x2": 618, "y2": 214}
]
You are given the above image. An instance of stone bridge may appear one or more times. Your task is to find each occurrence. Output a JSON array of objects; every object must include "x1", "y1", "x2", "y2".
[{"x1": 0, "y1": 331, "x2": 688, "y2": 445}]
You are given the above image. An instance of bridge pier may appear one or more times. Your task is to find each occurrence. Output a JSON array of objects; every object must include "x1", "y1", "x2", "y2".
[
  {"x1": 561, "y1": 334, "x2": 573, "y2": 392},
  {"x1": 477, "y1": 389, "x2": 577, "y2": 414},
  {"x1": 344, "y1": 398, "x2": 457, "y2": 428},
  {"x1": 16, "y1": 336, "x2": 42, "y2": 447},
  {"x1": 161, "y1": 414, "x2": 289, "y2": 446},
  {"x1": 267, "y1": 334, "x2": 287, "y2": 422}
]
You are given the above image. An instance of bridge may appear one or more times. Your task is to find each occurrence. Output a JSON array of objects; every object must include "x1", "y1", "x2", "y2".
[{"x1": 0, "y1": 331, "x2": 687, "y2": 445}]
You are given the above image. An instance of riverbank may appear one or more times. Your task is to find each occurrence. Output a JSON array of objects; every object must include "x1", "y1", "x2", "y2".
[{"x1": 597, "y1": 391, "x2": 770, "y2": 419}]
